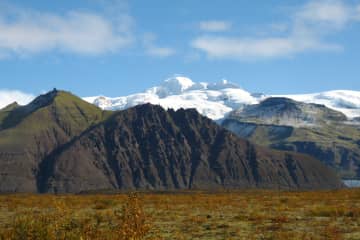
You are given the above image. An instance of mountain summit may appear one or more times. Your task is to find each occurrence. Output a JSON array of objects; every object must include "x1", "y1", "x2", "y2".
[
  {"x1": 148, "y1": 76, "x2": 196, "y2": 97},
  {"x1": 84, "y1": 76, "x2": 259, "y2": 120}
]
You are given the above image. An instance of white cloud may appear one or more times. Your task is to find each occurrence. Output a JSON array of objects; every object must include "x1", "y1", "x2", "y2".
[
  {"x1": 199, "y1": 21, "x2": 232, "y2": 32},
  {"x1": 143, "y1": 33, "x2": 175, "y2": 57},
  {"x1": 192, "y1": 0, "x2": 360, "y2": 60},
  {"x1": 0, "y1": 90, "x2": 34, "y2": 109},
  {"x1": 0, "y1": 5, "x2": 133, "y2": 57},
  {"x1": 296, "y1": 0, "x2": 350, "y2": 28},
  {"x1": 192, "y1": 36, "x2": 341, "y2": 59},
  {"x1": 145, "y1": 46, "x2": 176, "y2": 57}
]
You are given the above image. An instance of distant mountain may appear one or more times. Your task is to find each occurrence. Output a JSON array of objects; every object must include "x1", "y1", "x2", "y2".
[
  {"x1": 222, "y1": 97, "x2": 360, "y2": 178},
  {"x1": 228, "y1": 97, "x2": 347, "y2": 127},
  {"x1": 277, "y1": 90, "x2": 360, "y2": 120},
  {"x1": 84, "y1": 76, "x2": 360, "y2": 120},
  {"x1": 83, "y1": 76, "x2": 262, "y2": 120},
  {"x1": 0, "y1": 90, "x2": 342, "y2": 193}
]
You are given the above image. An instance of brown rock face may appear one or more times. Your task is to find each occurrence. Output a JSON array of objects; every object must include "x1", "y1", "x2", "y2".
[{"x1": 38, "y1": 104, "x2": 342, "y2": 193}]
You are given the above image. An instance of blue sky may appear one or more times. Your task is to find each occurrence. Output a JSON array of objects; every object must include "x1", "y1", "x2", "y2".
[{"x1": 0, "y1": 0, "x2": 360, "y2": 101}]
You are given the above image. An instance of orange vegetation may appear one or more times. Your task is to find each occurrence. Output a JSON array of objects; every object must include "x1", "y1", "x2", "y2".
[{"x1": 0, "y1": 189, "x2": 359, "y2": 239}]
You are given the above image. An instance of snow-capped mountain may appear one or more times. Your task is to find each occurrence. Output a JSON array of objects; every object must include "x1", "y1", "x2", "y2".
[
  {"x1": 83, "y1": 76, "x2": 360, "y2": 120},
  {"x1": 277, "y1": 91, "x2": 360, "y2": 120},
  {"x1": 84, "y1": 76, "x2": 261, "y2": 120}
]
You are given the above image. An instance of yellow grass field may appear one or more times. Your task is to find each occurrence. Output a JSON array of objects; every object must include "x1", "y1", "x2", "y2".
[{"x1": 0, "y1": 189, "x2": 359, "y2": 240}]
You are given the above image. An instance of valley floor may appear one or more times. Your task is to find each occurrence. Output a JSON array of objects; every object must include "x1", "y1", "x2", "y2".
[{"x1": 0, "y1": 189, "x2": 359, "y2": 240}]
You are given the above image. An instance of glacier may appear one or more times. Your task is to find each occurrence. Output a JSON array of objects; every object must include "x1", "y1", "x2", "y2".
[
  {"x1": 83, "y1": 76, "x2": 260, "y2": 120},
  {"x1": 83, "y1": 76, "x2": 360, "y2": 121}
]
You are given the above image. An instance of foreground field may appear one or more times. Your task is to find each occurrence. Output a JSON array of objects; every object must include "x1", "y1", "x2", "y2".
[{"x1": 0, "y1": 189, "x2": 359, "y2": 240}]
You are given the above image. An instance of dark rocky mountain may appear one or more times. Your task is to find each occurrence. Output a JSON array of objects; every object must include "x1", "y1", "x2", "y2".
[
  {"x1": 223, "y1": 97, "x2": 360, "y2": 178},
  {"x1": 0, "y1": 91, "x2": 343, "y2": 193},
  {"x1": 40, "y1": 104, "x2": 342, "y2": 193}
]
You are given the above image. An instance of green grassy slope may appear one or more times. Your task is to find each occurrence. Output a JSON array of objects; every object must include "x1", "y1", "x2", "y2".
[
  {"x1": 0, "y1": 102, "x2": 20, "y2": 126},
  {"x1": 0, "y1": 90, "x2": 113, "y2": 192}
]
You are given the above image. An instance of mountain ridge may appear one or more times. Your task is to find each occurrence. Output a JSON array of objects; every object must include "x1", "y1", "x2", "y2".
[
  {"x1": 39, "y1": 103, "x2": 342, "y2": 193},
  {"x1": 2, "y1": 76, "x2": 359, "y2": 120},
  {"x1": 0, "y1": 90, "x2": 343, "y2": 193}
]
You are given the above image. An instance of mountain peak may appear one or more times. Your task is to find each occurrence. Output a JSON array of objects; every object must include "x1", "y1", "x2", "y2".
[
  {"x1": 164, "y1": 76, "x2": 195, "y2": 89},
  {"x1": 22, "y1": 89, "x2": 80, "y2": 113},
  {"x1": 0, "y1": 89, "x2": 104, "y2": 131},
  {"x1": 148, "y1": 76, "x2": 195, "y2": 97},
  {"x1": 260, "y1": 97, "x2": 299, "y2": 108},
  {"x1": 229, "y1": 97, "x2": 347, "y2": 127}
]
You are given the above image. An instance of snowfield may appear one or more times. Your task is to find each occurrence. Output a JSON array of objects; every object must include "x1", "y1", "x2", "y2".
[
  {"x1": 83, "y1": 76, "x2": 360, "y2": 120},
  {"x1": 83, "y1": 76, "x2": 260, "y2": 120}
]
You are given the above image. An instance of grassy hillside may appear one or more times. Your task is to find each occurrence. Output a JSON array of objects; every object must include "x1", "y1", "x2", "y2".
[{"x1": 0, "y1": 90, "x2": 113, "y2": 192}]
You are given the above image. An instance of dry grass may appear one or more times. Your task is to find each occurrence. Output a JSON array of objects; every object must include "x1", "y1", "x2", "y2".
[{"x1": 0, "y1": 189, "x2": 359, "y2": 239}]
